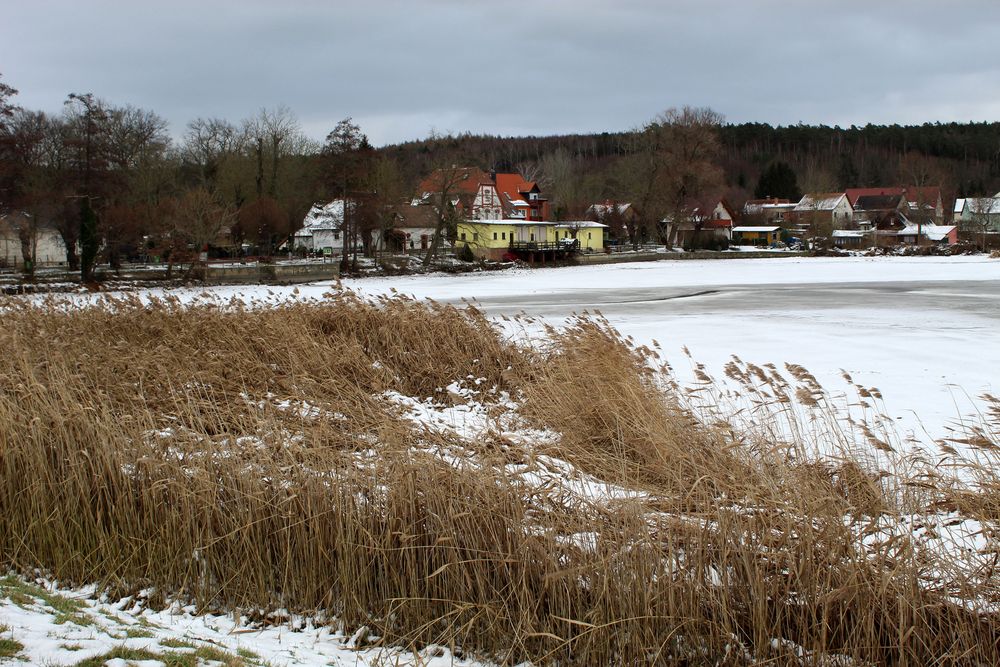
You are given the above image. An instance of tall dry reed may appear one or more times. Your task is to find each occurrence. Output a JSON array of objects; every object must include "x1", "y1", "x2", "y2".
[{"x1": 0, "y1": 292, "x2": 996, "y2": 664}]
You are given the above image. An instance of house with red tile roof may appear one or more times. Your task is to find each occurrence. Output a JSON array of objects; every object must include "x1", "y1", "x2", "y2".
[
  {"x1": 493, "y1": 173, "x2": 550, "y2": 221},
  {"x1": 416, "y1": 167, "x2": 504, "y2": 221}
]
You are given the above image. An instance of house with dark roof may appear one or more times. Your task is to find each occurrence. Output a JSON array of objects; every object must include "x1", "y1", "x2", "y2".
[
  {"x1": 846, "y1": 186, "x2": 944, "y2": 223},
  {"x1": 853, "y1": 194, "x2": 908, "y2": 227}
]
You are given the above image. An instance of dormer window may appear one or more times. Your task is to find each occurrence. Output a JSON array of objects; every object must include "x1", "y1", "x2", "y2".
[{"x1": 529, "y1": 193, "x2": 539, "y2": 201}]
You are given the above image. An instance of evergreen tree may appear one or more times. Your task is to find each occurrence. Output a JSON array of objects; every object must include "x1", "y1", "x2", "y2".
[
  {"x1": 837, "y1": 154, "x2": 860, "y2": 189},
  {"x1": 754, "y1": 161, "x2": 801, "y2": 200}
]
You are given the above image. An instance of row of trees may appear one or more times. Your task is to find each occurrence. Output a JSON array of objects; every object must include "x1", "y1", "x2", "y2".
[
  {"x1": 0, "y1": 72, "x2": 430, "y2": 278},
  {"x1": 4, "y1": 68, "x2": 994, "y2": 279}
]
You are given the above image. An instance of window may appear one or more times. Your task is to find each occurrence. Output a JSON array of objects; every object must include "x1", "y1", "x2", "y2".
[
  {"x1": 493, "y1": 232, "x2": 498, "y2": 240},
  {"x1": 588, "y1": 232, "x2": 592, "y2": 240},
  {"x1": 333, "y1": 232, "x2": 340, "y2": 241},
  {"x1": 530, "y1": 233, "x2": 535, "y2": 241},
  {"x1": 473, "y1": 233, "x2": 478, "y2": 242},
  {"x1": 460, "y1": 232, "x2": 466, "y2": 241},
  {"x1": 502, "y1": 232, "x2": 506, "y2": 240}
]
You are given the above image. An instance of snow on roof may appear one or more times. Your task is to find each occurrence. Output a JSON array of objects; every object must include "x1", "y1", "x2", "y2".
[
  {"x1": 953, "y1": 198, "x2": 966, "y2": 214},
  {"x1": 898, "y1": 224, "x2": 955, "y2": 241},
  {"x1": 732, "y1": 226, "x2": 781, "y2": 232},
  {"x1": 794, "y1": 193, "x2": 847, "y2": 211},
  {"x1": 555, "y1": 220, "x2": 608, "y2": 228},
  {"x1": 301, "y1": 200, "x2": 345, "y2": 230},
  {"x1": 964, "y1": 197, "x2": 1000, "y2": 215},
  {"x1": 832, "y1": 230, "x2": 867, "y2": 238}
]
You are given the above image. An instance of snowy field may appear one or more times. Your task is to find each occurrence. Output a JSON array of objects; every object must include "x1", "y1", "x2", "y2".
[{"x1": 132, "y1": 255, "x2": 1000, "y2": 445}]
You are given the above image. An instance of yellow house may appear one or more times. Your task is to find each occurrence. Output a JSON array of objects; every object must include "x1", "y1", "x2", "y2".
[
  {"x1": 455, "y1": 219, "x2": 607, "y2": 261},
  {"x1": 456, "y1": 220, "x2": 556, "y2": 260}
]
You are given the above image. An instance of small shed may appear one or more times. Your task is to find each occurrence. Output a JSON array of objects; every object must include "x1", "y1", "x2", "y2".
[{"x1": 731, "y1": 226, "x2": 781, "y2": 246}]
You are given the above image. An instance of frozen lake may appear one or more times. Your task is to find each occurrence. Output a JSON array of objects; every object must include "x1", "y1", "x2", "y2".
[{"x1": 340, "y1": 256, "x2": 1000, "y2": 444}]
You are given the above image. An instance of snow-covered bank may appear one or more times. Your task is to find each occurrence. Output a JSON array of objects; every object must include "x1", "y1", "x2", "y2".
[{"x1": 0, "y1": 576, "x2": 490, "y2": 666}]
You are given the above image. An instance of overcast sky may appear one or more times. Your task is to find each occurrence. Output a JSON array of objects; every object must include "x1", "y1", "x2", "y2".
[{"x1": 3, "y1": 0, "x2": 1000, "y2": 146}]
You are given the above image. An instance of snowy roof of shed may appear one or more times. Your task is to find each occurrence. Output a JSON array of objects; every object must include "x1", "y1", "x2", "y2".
[{"x1": 899, "y1": 224, "x2": 956, "y2": 241}]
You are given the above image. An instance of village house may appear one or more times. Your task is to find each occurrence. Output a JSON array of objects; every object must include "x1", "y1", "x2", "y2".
[
  {"x1": 663, "y1": 198, "x2": 737, "y2": 247},
  {"x1": 851, "y1": 194, "x2": 909, "y2": 246},
  {"x1": 792, "y1": 193, "x2": 853, "y2": 235},
  {"x1": 954, "y1": 195, "x2": 1000, "y2": 230},
  {"x1": 415, "y1": 167, "x2": 504, "y2": 221},
  {"x1": 385, "y1": 204, "x2": 439, "y2": 253},
  {"x1": 292, "y1": 200, "x2": 345, "y2": 255},
  {"x1": 454, "y1": 219, "x2": 552, "y2": 261},
  {"x1": 954, "y1": 195, "x2": 1000, "y2": 247},
  {"x1": 846, "y1": 187, "x2": 944, "y2": 223},
  {"x1": 493, "y1": 173, "x2": 550, "y2": 221},
  {"x1": 742, "y1": 198, "x2": 797, "y2": 227}
]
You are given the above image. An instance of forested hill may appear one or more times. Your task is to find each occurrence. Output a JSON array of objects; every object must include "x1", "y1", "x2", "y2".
[{"x1": 380, "y1": 121, "x2": 1000, "y2": 212}]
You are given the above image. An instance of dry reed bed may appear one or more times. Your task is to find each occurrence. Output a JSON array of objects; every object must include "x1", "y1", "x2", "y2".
[{"x1": 0, "y1": 292, "x2": 997, "y2": 665}]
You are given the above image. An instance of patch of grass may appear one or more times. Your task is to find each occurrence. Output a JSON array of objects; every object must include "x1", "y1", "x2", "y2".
[
  {"x1": 159, "y1": 637, "x2": 196, "y2": 649},
  {"x1": 72, "y1": 646, "x2": 161, "y2": 666},
  {"x1": 236, "y1": 647, "x2": 261, "y2": 661},
  {"x1": 0, "y1": 577, "x2": 90, "y2": 626},
  {"x1": 159, "y1": 652, "x2": 197, "y2": 667},
  {"x1": 60, "y1": 642, "x2": 85, "y2": 651},
  {"x1": 0, "y1": 637, "x2": 24, "y2": 659},
  {"x1": 193, "y1": 645, "x2": 247, "y2": 665},
  {"x1": 123, "y1": 626, "x2": 155, "y2": 638}
]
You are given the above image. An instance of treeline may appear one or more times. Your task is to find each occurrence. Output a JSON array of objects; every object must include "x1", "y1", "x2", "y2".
[{"x1": 383, "y1": 121, "x2": 1000, "y2": 211}]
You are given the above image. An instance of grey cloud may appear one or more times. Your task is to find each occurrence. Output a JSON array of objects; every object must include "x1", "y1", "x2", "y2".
[{"x1": 2, "y1": 0, "x2": 999, "y2": 145}]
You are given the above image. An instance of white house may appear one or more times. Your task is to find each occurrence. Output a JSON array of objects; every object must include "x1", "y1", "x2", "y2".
[
  {"x1": 0, "y1": 213, "x2": 67, "y2": 269},
  {"x1": 292, "y1": 200, "x2": 346, "y2": 255},
  {"x1": 793, "y1": 193, "x2": 853, "y2": 229}
]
